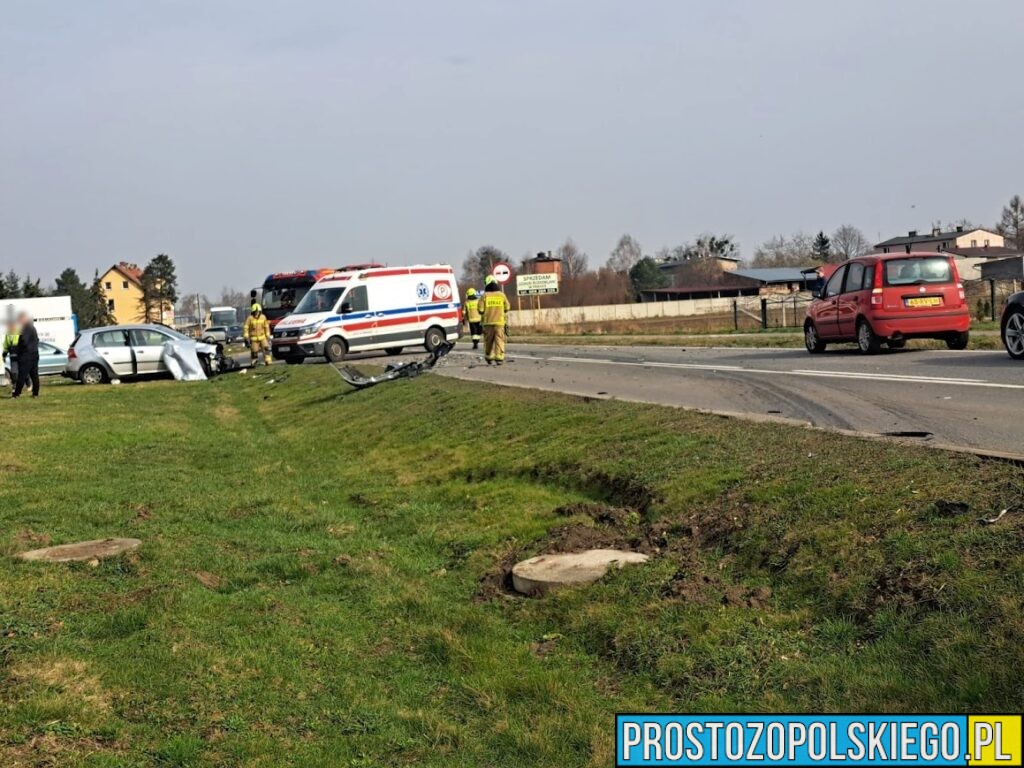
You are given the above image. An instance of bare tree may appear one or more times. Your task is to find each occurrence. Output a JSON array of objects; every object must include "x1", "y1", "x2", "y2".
[
  {"x1": 556, "y1": 238, "x2": 589, "y2": 304},
  {"x1": 607, "y1": 234, "x2": 642, "y2": 273},
  {"x1": 751, "y1": 233, "x2": 815, "y2": 267},
  {"x1": 997, "y1": 195, "x2": 1024, "y2": 250},
  {"x1": 557, "y1": 238, "x2": 589, "y2": 278},
  {"x1": 461, "y1": 245, "x2": 509, "y2": 285},
  {"x1": 830, "y1": 225, "x2": 871, "y2": 262}
]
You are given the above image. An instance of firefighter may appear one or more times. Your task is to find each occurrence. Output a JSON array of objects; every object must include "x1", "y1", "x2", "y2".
[
  {"x1": 478, "y1": 276, "x2": 511, "y2": 365},
  {"x1": 463, "y1": 287, "x2": 483, "y2": 349},
  {"x1": 244, "y1": 303, "x2": 273, "y2": 366}
]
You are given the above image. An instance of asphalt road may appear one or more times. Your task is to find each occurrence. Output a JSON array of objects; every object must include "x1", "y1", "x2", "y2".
[{"x1": 438, "y1": 343, "x2": 1024, "y2": 458}]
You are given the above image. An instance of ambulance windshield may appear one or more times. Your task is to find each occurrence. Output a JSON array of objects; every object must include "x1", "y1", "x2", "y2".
[{"x1": 294, "y1": 286, "x2": 344, "y2": 315}]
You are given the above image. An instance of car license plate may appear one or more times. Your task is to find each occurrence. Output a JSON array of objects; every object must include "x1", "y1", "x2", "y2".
[
  {"x1": 905, "y1": 296, "x2": 942, "y2": 307},
  {"x1": 277, "y1": 345, "x2": 291, "y2": 352}
]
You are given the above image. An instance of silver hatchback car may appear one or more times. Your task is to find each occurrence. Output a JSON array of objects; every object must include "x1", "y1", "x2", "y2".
[{"x1": 64, "y1": 324, "x2": 221, "y2": 384}]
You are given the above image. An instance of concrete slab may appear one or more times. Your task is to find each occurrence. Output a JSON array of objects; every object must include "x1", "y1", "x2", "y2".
[
  {"x1": 511, "y1": 549, "x2": 649, "y2": 596},
  {"x1": 16, "y1": 538, "x2": 141, "y2": 563}
]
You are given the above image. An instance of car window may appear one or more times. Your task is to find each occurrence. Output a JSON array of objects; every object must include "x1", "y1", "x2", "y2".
[
  {"x1": 92, "y1": 331, "x2": 128, "y2": 348},
  {"x1": 844, "y1": 262, "x2": 865, "y2": 293},
  {"x1": 823, "y1": 266, "x2": 846, "y2": 298},
  {"x1": 39, "y1": 342, "x2": 59, "y2": 354},
  {"x1": 130, "y1": 329, "x2": 171, "y2": 347},
  {"x1": 884, "y1": 257, "x2": 952, "y2": 286},
  {"x1": 343, "y1": 285, "x2": 369, "y2": 313},
  {"x1": 862, "y1": 264, "x2": 876, "y2": 290}
]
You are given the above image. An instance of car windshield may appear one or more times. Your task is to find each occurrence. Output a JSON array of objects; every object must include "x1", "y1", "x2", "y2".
[
  {"x1": 294, "y1": 286, "x2": 344, "y2": 315},
  {"x1": 884, "y1": 257, "x2": 952, "y2": 286},
  {"x1": 263, "y1": 286, "x2": 308, "y2": 311}
]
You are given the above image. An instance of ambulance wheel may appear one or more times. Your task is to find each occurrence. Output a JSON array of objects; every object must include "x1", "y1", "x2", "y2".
[
  {"x1": 385, "y1": 347, "x2": 403, "y2": 356},
  {"x1": 424, "y1": 326, "x2": 446, "y2": 352},
  {"x1": 324, "y1": 337, "x2": 347, "y2": 363}
]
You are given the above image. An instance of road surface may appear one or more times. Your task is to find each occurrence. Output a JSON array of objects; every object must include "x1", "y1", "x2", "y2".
[{"x1": 437, "y1": 343, "x2": 1023, "y2": 458}]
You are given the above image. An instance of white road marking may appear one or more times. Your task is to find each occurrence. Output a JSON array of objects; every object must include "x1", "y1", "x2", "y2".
[{"x1": 492, "y1": 352, "x2": 1024, "y2": 391}]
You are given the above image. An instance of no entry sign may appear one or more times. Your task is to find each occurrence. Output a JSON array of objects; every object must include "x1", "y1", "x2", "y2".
[{"x1": 491, "y1": 262, "x2": 513, "y2": 285}]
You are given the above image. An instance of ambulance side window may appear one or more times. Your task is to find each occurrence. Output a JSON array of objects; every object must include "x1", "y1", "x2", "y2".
[{"x1": 341, "y1": 286, "x2": 368, "y2": 313}]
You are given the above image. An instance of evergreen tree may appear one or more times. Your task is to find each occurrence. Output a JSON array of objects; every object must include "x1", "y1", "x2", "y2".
[
  {"x1": 628, "y1": 256, "x2": 669, "y2": 298},
  {"x1": 139, "y1": 254, "x2": 179, "y2": 323},
  {"x1": 20, "y1": 275, "x2": 45, "y2": 298},
  {"x1": 54, "y1": 268, "x2": 91, "y2": 321},
  {"x1": 81, "y1": 270, "x2": 115, "y2": 328},
  {"x1": 3, "y1": 270, "x2": 22, "y2": 299},
  {"x1": 812, "y1": 230, "x2": 831, "y2": 261}
]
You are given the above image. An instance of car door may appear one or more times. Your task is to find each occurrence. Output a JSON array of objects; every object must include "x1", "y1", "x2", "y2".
[
  {"x1": 129, "y1": 328, "x2": 172, "y2": 374},
  {"x1": 337, "y1": 285, "x2": 372, "y2": 349},
  {"x1": 92, "y1": 330, "x2": 135, "y2": 376},
  {"x1": 37, "y1": 342, "x2": 65, "y2": 375},
  {"x1": 814, "y1": 265, "x2": 847, "y2": 338},
  {"x1": 835, "y1": 261, "x2": 866, "y2": 339}
]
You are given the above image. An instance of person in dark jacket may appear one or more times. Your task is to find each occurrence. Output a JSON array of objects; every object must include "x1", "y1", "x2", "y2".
[{"x1": 12, "y1": 312, "x2": 39, "y2": 398}]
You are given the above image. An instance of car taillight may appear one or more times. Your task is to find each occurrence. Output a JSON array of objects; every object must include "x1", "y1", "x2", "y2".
[
  {"x1": 871, "y1": 288, "x2": 883, "y2": 306},
  {"x1": 957, "y1": 282, "x2": 965, "y2": 302},
  {"x1": 67, "y1": 348, "x2": 77, "y2": 359}
]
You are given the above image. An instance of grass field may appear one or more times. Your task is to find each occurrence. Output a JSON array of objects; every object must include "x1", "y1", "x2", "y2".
[{"x1": 2, "y1": 367, "x2": 1023, "y2": 766}]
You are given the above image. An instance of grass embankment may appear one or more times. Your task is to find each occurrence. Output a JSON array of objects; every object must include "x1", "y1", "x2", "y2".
[{"x1": 1, "y1": 368, "x2": 1023, "y2": 766}]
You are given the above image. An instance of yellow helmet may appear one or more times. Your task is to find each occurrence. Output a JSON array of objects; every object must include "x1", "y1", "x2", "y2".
[
  {"x1": 251, "y1": 303, "x2": 262, "y2": 313},
  {"x1": 484, "y1": 275, "x2": 497, "y2": 286},
  {"x1": 466, "y1": 288, "x2": 478, "y2": 298}
]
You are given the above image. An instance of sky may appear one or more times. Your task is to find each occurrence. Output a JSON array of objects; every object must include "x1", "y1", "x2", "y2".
[{"x1": 3, "y1": 0, "x2": 1024, "y2": 296}]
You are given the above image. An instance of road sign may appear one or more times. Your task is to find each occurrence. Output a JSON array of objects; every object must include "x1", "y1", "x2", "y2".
[
  {"x1": 491, "y1": 262, "x2": 513, "y2": 285},
  {"x1": 516, "y1": 273, "x2": 559, "y2": 296}
]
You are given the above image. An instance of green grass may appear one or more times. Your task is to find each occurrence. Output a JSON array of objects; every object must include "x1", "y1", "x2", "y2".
[{"x1": 1, "y1": 368, "x2": 1023, "y2": 765}]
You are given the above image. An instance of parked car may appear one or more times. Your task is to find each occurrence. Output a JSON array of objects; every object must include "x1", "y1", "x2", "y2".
[
  {"x1": 226, "y1": 325, "x2": 244, "y2": 343},
  {"x1": 1000, "y1": 291, "x2": 1024, "y2": 360},
  {"x1": 4, "y1": 341, "x2": 68, "y2": 378},
  {"x1": 804, "y1": 253, "x2": 970, "y2": 354},
  {"x1": 64, "y1": 325, "x2": 221, "y2": 384},
  {"x1": 200, "y1": 326, "x2": 228, "y2": 344}
]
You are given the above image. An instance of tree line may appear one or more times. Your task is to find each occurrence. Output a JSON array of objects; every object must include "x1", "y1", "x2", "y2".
[
  {"x1": 462, "y1": 194, "x2": 1024, "y2": 307},
  {"x1": 0, "y1": 254, "x2": 179, "y2": 329}
]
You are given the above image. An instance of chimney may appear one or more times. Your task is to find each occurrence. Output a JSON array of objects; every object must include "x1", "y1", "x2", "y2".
[
  {"x1": 908, "y1": 230, "x2": 918, "y2": 237},
  {"x1": 956, "y1": 225, "x2": 964, "y2": 233},
  {"x1": 931, "y1": 227, "x2": 941, "y2": 236}
]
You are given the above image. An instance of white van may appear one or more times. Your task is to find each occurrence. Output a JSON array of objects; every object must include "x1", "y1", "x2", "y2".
[{"x1": 271, "y1": 265, "x2": 461, "y2": 363}]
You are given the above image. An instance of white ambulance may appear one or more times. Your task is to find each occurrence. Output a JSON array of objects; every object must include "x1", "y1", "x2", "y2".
[{"x1": 271, "y1": 264, "x2": 461, "y2": 363}]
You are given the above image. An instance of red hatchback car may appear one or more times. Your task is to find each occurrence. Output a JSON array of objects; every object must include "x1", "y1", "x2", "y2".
[{"x1": 804, "y1": 253, "x2": 970, "y2": 354}]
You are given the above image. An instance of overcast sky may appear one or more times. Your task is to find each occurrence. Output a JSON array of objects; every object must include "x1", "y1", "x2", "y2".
[{"x1": 3, "y1": 0, "x2": 1023, "y2": 296}]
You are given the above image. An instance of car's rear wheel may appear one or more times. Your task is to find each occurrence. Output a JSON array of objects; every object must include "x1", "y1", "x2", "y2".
[
  {"x1": 79, "y1": 363, "x2": 106, "y2": 385},
  {"x1": 945, "y1": 331, "x2": 969, "y2": 350},
  {"x1": 324, "y1": 336, "x2": 347, "y2": 363},
  {"x1": 385, "y1": 347, "x2": 404, "y2": 356},
  {"x1": 1003, "y1": 309, "x2": 1024, "y2": 359},
  {"x1": 857, "y1": 319, "x2": 881, "y2": 354},
  {"x1": 424, "y1": 326, "x2": 446, "y2": 352},
  {"x1": 804, "y1": 322, "x2": 826, "y2": 353}
]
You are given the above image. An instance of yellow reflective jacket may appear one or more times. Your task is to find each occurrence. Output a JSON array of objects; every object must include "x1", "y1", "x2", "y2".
[
  {"x1": 464, "y1": 295, "x2": 482, "y2": 323},
  {"x1": 3, "y1": 333, "x2": 18, "y2": 355},
  {"x1": 478, "y1": 291, "x2": 510, "y2": 326},
  {"x1": 244, "y1": 314, "x2": 271, "y2": 341}
]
